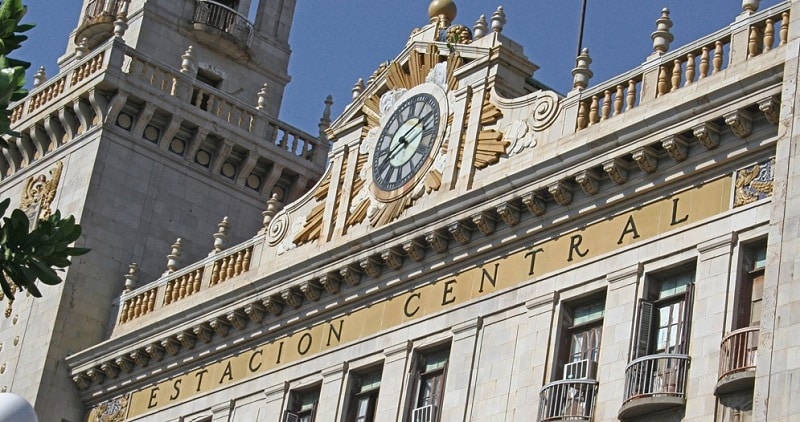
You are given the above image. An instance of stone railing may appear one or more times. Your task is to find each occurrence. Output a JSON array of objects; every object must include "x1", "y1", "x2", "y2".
[
  {"x1": 622, "y1": 354, "x2": 690, "y2": 404},
  {"x1": 117, "y1": 242, "x2": 256, "y2": 325},
  {"x1": 576, "y1": 3, "x2": 790, "y2": 131},
  {"x1": 82, "y1": 0, "x2": 127, "y2": 23},
  {"x1": 538, "y1": 379, "x2": 598, "y2": 421},
  {"x1": 192, "y1": 0, "x2": 254, "y2": 47},
  {"x1": 718, "y1": 326, "x2": 759, "y2": 380}
]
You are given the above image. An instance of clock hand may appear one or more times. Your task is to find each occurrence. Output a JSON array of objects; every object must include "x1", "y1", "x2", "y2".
[{"x1": 396, "y1": 110, "x2": 435, "y2": 144}]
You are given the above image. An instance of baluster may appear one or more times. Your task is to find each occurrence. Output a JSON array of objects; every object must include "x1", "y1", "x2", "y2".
[
  {"x1": 134, "y1": 295, "x2": 143, "y2": 318},
  {"x1": 209, "y1": 259, "x2": 221, "y2": 286},
  {"x1": 657, "y1": 66, "x2": 669, "y2": 97},
  {"x1": 243, "y1": 247, "x2": 252, "y2": 271},
  {"x1": 234, "y1": 251, "x2": 244, "y2": 275},
  {"x1": 626, "y1": 79, "x2": 636, "y2": 111},
  {"x1": 227, "y1": 255, "x2": 236, "y2": 279},
  {"x1": 280, "y1": 131, "x2": 289, "y2": 149},
  {"x1": 685, "y1": 53, "x2": 695, "y2": 86},
  {"x1": 194, "y1": 88, "x2": 205, "y2": 108},
  {"x1": 179, "y1": 275, "x2": 188, "y2": 299},
  {"x1": 164, "y1": 282, "x2": 174, "y2": 305},
  {"x1": 670, "y1": 60, "x2": 681, "y2": 92},
  {"x1": 601, "y1": 90, "x2": 611, "y2": 121},
  {"x1": 749, "y1": 24, "x2": 763, "y2": 58},
  {"x1": 147, "y1": 290, "x2": 156, "y2": 312},
  {"x1": 699, "y1": 47, "x2": 710, "y2": 79},
  {"x1": 613, "y1": 85, "x2": 624, "y2": 117},
  {"x1": 171, "y1": 279, "x2": 180, "y2": 302},
  {"x1": 193, "y1": 270, "x2": 202, "y2": 293},
  {"x1": 120, "y1": 300, "x2": 130, "y2": 323},
  {"x1": 780, "y1": 12, "x2": 789, "y2": 46},
  {"x1": 764, "y1": 18, "x2": 774, "y2": 52},
  {"x1": 713, "y1": 41, "x2": 723, "y2": 73},
  {"x1": 576, "y1": 100, "x2": 588, "y2": 130},
  {"x1": 126, "y1": 299, "x2": 135, "y2": 322},
  {"x1": 588, "y1": 95, "x2": 599, "y2": 126}
]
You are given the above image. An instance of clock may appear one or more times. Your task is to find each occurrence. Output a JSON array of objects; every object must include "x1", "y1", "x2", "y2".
[{"x1": 371, "y1": 85, "x2": 447, "y2": 202}]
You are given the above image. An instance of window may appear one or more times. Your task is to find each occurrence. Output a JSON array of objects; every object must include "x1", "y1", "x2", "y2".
[
  {"x1": 346, "y1": 369, "x2": 382, "y2": 422},
  {"x1": 408, "y1": 347, "x2": 450, "y2": 422},
  {"x1": 633, "y1": 267, "x2": 695, "y2": 358},
  {"x1": 555, "y1": 299, "x2": 604, "y2": 381},
  {"x1": 284, "y1": 387, "x2": 319, "y2": 422},
  {"x1": 734, "y1": 240, "x2": 766, "y2": 329}
]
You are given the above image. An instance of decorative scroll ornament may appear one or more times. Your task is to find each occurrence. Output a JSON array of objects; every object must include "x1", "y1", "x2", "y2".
[
  {"x1": 267, "y1": 210, "x2": 290, "y2": 247},
  {"x1": 20, "y1": 161, "x2": 63, "y2": 222},
  {"x1": 734, "y1": 157, "x2": 775, "y2": 207},
  {"x1": 88, "y1": 395, "x2": 129, "y2": 422}
]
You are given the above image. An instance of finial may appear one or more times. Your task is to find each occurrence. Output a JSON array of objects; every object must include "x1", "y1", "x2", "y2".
[
  {"x1": 261, "y1": 194, "x2": 284, "y2": 233},
  {"x1": 428, "y1": 0, "x2": 457, "y2": 25},
  {"x1": 491, "y1": 7, "x2": 506, "y2": 33},
  {"x1": 473, "y1": 15, "x2": 488, "y2": 40},
  {"x1": 165, "y1": 238, "x2": 183, "y2": 274},
  {"x1": 742, "y1": 0, "x2": 760, "y2": 13},
  {"x1": 651, "y1": 8, "x2": 674, "y2": 55},
  {"x1": 123, "y1": 263, "x2": 139, "y2": 292},
  {"x1": 257, "y1": 83, "x2": 269, "y2": 110},
  {"x1": 180, "y1": 46, "x2": 196, "y2": 75},
  {"x1": 33, "y1": 66, "x2": 46, "y2": 88},
  {"x1": 212, "y1": 217, "x2": 230, "y2": 253},
  {"x1": 318, "y1": 95, "x2": 333, "y2": 138},
  {"x1": 75, "y1": 38, "x2": 89, "y2": 59},
  {"x1": 113, "y1": 13, "x2": 128, "y2": 38},
  {"x1": 352, "y1": 78, "x2": 365, "y2": 100},
  {"x1": 572, "y1": 48, "x2": 593, "y2": 90}
]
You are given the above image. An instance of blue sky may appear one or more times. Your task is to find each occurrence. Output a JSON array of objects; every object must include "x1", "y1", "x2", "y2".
[{"x1": 16, "y1": 0, "x2": 783, "y2": 135}]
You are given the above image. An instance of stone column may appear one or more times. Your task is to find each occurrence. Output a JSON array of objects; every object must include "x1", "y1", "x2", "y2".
[
  {"x1": 686, "y1": 234, "x2": 736, "y2": 420},
  {"x1": 440, "y1": 317, "x2": 482, "y2": 421},
  {"x1": 375, "y1": 341, "x2": 411, "y2": 421},
  {"x1": 263, "y1": 382, "x2": 287, "y2": 417},
  {"x1": 593, "y1": 263, "x2": 641, "y2": 421},
  {"x1": 317, "y1": 363, "x2": 347, "y2": 420}
]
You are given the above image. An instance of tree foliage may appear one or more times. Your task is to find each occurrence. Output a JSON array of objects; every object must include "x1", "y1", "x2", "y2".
[
  {"x1": 0, "y1": 0, "x2": 33, "y2": 146},
  {"x1": 0, "y1": 199, "x2": 90, "y2": 300},
  {"x1": 0, "y1": 3, "x2": 89, "y2": 301}
]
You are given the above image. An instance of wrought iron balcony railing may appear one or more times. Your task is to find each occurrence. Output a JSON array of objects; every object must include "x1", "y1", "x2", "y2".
[
  {"x1": 716, "y1": 326, "x2": 759, "y2": 394},
  {"x1": 538, "y1": 379, "x2": 598, "y2": 421},
  {"x1": 619, "y1": 354, "x2": 690, "y2": 419},
  {"x1": 192, "y1": 0, "x2": 253, "y2": 47}
]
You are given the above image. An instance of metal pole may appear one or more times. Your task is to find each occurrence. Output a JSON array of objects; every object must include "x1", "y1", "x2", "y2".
[{"x1": 576, "y1": 0, "x2": 588, "y2": 57}]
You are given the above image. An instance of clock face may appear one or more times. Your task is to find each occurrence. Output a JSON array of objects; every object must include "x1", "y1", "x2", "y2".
[{"x1": 371, "y1": 92, "x2": 442, "y2": 199}]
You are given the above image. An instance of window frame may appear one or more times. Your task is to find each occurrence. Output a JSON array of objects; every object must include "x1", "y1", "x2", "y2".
[{"x1": 407, "y1": 345, "x2": 451, "y2": 422}]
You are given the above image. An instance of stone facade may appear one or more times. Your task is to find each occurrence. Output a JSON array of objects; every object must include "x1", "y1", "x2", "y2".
[{"x1": 2, "y1": 1, "x2": 800, "y2": 422}]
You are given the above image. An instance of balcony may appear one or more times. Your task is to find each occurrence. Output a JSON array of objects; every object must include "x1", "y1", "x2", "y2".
[
  {"x1": 75, "y1": 0, "x2": 127, "y2": 48},
  {"x1": 618, "y1": 354, "x2": 690, "y2": 419},
  {"x1": 192, "y1": 0, "x2": 254, "y2": 54},
  {"x1": 538, "y1": 379, "x2": 598, "y2": 421},
  {"x1": 716, "y1": 327, "x2": 759, "y2": 395}
]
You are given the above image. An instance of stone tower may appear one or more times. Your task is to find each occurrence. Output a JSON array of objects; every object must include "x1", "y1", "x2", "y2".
[{"x1": 0, "y1": 0, "x2": 327, "y2": 420}]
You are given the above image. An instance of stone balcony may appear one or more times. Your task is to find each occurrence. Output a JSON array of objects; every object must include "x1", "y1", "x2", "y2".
[
  {"x1": 191, "y1": 0, "x2": 254, "y2": 55},
  {"x1": 538, "y1": 379, "x2": 598, "y2": 421},
  {"x1": 715, "y1": 326, "x2": 759, "y2": 395},
  {"x1": 619, "y1": 354, "x2": 690, "y2": 419},
  {"x1": 75, "y1": 0, "x2": 128, "y2": 49}
]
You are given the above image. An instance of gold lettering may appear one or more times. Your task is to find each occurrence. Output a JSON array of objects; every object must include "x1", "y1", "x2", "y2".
[
  {"x1": 670, "y1": 198, "x2": 689, "y2": 225},
  {"x1": 479, "y1": 263, "x2": 500, "y2": 293},
  {"x1": 568, "y1": 234, "x2": 589, "y2": 261},
  {"x1": 326, "y1": 320, "x2": 343, "y2": 346},
  {"x1": 525, "y1": 248, "x2": 544, "y2": 275},
  {"x1": 219, "y1": 362, "x2": 234, "y2": 384},
  {"x1": 147, "y1": 387, "x2": 159, "y2": 409},
  {"x1": 441, "y1": 280, "x2": 457, "y2": 305},
  {"x1": 169, "y1": 379, "x2": 181, "y2": 401},
  {"x1": 404, "y1": 293, "x2": 421, "y2": 317},
  {"x1": 194, "y1": 369, "x2": 208, "y2": 392},
  {"x1": 617, "y1": 215, "x2": 641, "y2": 244},
  {"x1": 297, "y1": 333, "x2": 313, "y2": 355},
  {"x1": 248, "y1": 349, "x2": 263, "y2": 373}
]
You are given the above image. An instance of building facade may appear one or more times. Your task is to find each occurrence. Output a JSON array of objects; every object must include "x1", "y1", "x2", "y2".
[
  {"x1": 0, "y1": 0, "x2": 328, "y2": 421},
  {"x1": 2, "y1": 0, "x2": 800, "y2": 421}
]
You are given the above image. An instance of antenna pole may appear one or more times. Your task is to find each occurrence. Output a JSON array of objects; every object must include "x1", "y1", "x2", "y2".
[{"x1": 576, "y1": 0, "x2": 588, "y2": 57}]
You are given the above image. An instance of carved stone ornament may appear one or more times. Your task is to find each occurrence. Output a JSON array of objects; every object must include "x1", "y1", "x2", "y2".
[
  {"x1": 20, "y1": 160, "x2": 63, "y2": 224},
  {"x1": 724, "y1": 110, "x2": 753, "y2": 138},
  {"x1": 301, "y1": 281, "x2": 321, "y2": 302},
  {"x1": 87, "y1": 368, "x2": 105, "y2": 385},
  {"x1": 603, "y1": 158, "x2": 629, "y2": 185},
  {"x1": 381, "y1": 249, "x2": 404, "y2": 271},
  {"x1": 319, "y1": 273, "x2": 341, "y2": 294},
  {"x1": 244, "y1": 302, "x2": 266, "y2": 323},
  {"x1": 632, "y1": 146, "x2": 659, "y2": 173},
  {"x1": 662, "y1": 135, "x2": 688, "y2": 162},
  {"x1": 403, "y1": 240, "x2": 426, "y2": 262},
  {"x1": 161, "y1": 338, "x2": 181, "y2": 356},
  {"x1": 145, "y1": 343, "x2": 165, "y2": 362},
  {"x1": 193, "y1": 324, "x2": 214, "y2": 343},
  {"x1": 340, "y1": 265, "x2": 362, "y2": 287},
  {"x1": 100, "y1": 362, "x2": 119, "y2": 380},
  {"x1": 734, "y1": 157, "x2": 775, "y2": 207},
  {"x1": 693, "y1": 122, "x2": 721, "y2": 150},
  {"x1": 426, "y1": 230, "x2": 449, "y2": 254},
  {"x1": 73, "y1": 373, "x2": 91, "y2": 390},
  {"x1": 88, "y1": 395, "x2": 129, "y2": 422},
  {"x1": 472, "y1": 211, "x2": 496, "y2": 235},
  {"x1": 209, "y1": 317, "x2": 230, "y2": 337},
  {"x1": 548, "y1": 181, "x2": 573, "y2": 206},
  {"x1": 226, "y1": 310, "x2": 248, "y2": 330},
  {"x1": 575, "y1": 169, "x2": 600, "y2": 196},
  {"x1": 360, "y1": 257, "x2": 382, "y2": 278},
  {"x1": 263, "y1": 296, "x2": 284, "y2": 316},
  {"x1": 496, "y1": 202, "x2": 520, "y2": 226},
  {"x1": 281, "y1": 289, "x2": 303, "y2": 309},
  {"x1": 267, "y1": 210, "x2": 290, "y2": 247},
  {"x1": 448, "y1": 221, "x2": 472, "y2": 245},
  {"x1": 177, "y1": 331, "x2": 197, "y2": 350},
  {"x1": 522, "y1": 192, "x2": 547, "y2": 216},
  {"x1": 130, "y1": 350, "x2": 150, "y2": 367},
  {"x1": 504, "y1": 120, "x2": 536, "y2": 156},
  {"x1": 758, "y1": 96, "x2": 779, "y2": 124},
  {"x1": 115, "y1": 356, "x2": 134, "y2": 373}
]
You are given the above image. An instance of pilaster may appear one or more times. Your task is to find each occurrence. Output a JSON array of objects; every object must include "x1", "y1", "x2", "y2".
[
  {"x1": 375, "y1": 341, "x2": 411, "y2": 422},
  {"x1": 440, "y1": 317, "x2": 482, "y2": 421}
]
